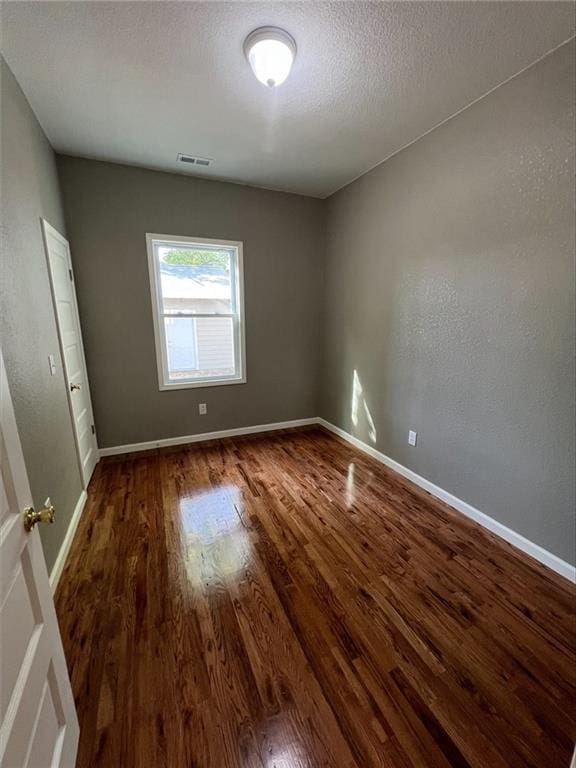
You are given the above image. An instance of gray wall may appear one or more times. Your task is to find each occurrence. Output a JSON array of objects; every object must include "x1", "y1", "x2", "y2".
[
  {"x1": 321, "y1": 41, "x2": 575, "y2": 565},
  {"x1": 0, "y1": 59, "x2": 84, "y2": 573},
  {"x1": 56, "y1": 156, "x2": 324, "y2": 448},
  {"x1": 4, "y1": 40, "x2": 573, "y2": 572}
]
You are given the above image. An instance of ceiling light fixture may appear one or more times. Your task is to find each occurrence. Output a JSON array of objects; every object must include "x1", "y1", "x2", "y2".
[{"x1": 243, "y1": 27, "x2": 296, "y2": 88}]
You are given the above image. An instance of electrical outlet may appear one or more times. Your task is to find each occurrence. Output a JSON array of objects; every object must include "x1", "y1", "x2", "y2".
[
  {"x1": 44, "y1": 497, "x2": 52, "y2": 508},
  {"x1": 199, "y1": 403, "x2": 207, "y2": 415},
  {"x1": 48, "y1": 354, "x2": 57, "y2": 376},
  {"x1": 408, "y1": 430, "x2": 417, "y2": 447}
]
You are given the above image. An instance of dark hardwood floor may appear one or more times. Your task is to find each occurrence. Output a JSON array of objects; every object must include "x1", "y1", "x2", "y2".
[{"x1": 55, "y1": 427, "x2": 576, "y2": 768}]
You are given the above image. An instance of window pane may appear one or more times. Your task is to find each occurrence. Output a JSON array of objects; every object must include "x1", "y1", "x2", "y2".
[
  {"x1": 165, "y1": 317, "x2": 198, "y2": 374},
  {"x1": 157, "y1": 245, "x2": 233, "y2": 315},
  {"x1": 164, "y1": 316, "x2": 236, "y2": 381}
]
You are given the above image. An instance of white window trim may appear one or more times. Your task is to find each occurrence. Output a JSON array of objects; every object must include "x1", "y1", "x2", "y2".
[{"x1": 146, "y1": 233, "x2": 247, "y2": 391}]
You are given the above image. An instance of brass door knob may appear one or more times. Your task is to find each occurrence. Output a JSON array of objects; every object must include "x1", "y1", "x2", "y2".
[
  {"x1": 23, "y1": 504, "x2": 55, "y2": 532},
  {"x1": 70, "y1": 382, "x2": 81, "y2": 391}
]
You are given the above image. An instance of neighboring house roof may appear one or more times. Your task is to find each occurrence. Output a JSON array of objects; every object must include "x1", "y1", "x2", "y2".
[{"x1": 160, "y1": 263, "x2": 230, "y2": 300}]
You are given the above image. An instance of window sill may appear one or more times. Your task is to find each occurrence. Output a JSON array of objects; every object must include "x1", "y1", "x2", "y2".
[{"x1": 159, "y1": 376, "x2": 247, "y2": 391}]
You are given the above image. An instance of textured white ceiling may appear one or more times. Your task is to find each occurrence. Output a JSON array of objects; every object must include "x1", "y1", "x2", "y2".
[{"x1": 1, "y1": 2, "x2": 574, "y2": 198}]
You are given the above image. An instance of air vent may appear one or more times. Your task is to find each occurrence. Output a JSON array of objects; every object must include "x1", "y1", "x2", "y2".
[{"x1": 177, "y1": 153, "x2": 213, "y2": 167}]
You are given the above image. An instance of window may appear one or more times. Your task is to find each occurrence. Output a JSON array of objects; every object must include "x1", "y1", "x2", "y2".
[{"x1": 146, "y1": 234, "x2": 246, "y2": 390}]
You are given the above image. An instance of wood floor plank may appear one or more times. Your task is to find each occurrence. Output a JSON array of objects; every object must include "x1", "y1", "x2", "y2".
[{"x1": 55, "y1": 427, "x2": 576, "y2": 767}]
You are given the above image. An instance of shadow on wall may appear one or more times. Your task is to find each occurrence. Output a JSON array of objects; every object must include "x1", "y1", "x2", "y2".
[{"x1": 351, "y1": 369, "x2": 377, "y2": 444}]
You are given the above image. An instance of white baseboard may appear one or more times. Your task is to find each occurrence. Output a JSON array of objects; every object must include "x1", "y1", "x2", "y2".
[
  {"x1": 96, "y1": 414, "x2": 574, "y2": 583},
  {"x1": 98, "y1": 418, "x2": 318, "y2": 457},
  {"x1": 49, "y1": 489, "x2": 87, "y2": 594},
  {"x1": 317, "y1": 418, "x2": 576, "y2": 583}
]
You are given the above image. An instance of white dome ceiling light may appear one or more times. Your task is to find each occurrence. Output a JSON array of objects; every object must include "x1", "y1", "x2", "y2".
[{"x1": 243, "y1": 27, "x2": 297, "y2": 88}]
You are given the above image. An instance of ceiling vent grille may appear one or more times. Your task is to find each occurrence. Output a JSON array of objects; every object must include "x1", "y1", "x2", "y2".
[{"x1": 177, "y1": 153, "x2": 213, "y2": 167}]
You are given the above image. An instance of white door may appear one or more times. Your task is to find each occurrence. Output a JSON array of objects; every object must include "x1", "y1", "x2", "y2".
[
  {"x1": 0, "y1": 349, "x2": 79, "y2": 767},
  {"x1": 42, "y1": 220, "x2": 98, "y2": 487}
]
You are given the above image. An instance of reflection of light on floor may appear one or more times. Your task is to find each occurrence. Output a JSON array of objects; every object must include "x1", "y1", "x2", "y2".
[
  {"x1": 351, "y1": 369, "x2": 377, "y2": 443},
  {"x1": 346, "y1": 462, "x2": 356, "y2": 509},
  {"x1": 265, "y1": 750, "x2": 306, "y2": 768},
  {"x1": 179, "y1": 485, "x2": 251, "y2": 585},
  {"x1": 262, "y1": 717, "x2": 309, "y2": 768}
]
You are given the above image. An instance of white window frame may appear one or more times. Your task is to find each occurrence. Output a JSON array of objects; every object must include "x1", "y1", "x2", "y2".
[{"x1": 146, "y1": 233, "x2": 246, "y2": 390}]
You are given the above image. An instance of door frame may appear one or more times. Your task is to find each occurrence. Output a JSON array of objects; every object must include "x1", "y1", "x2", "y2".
[{"x1": 41, "y1": 218, "x2": 98, "y2": 488}]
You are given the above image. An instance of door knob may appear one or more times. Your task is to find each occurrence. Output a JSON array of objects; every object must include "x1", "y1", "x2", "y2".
[
  {"x1": 70, "y1": 382, "x2": 81, "y2": 391},
  {"x1": 23, "y1": 503, "x2": 55, "y2": 532}
]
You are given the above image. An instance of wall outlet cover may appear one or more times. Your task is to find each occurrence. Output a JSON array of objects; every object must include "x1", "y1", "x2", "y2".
[
  {"x1": 408, "y1": 430, "x2": 417, "y2": 446},
  {"x1": 199, "y1": 403, "x2": 207, "y2": 415}
]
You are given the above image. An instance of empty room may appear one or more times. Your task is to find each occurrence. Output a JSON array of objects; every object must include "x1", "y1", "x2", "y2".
[{"x1": 1, "y1": 2, "x2": 575, "y2": 766}]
